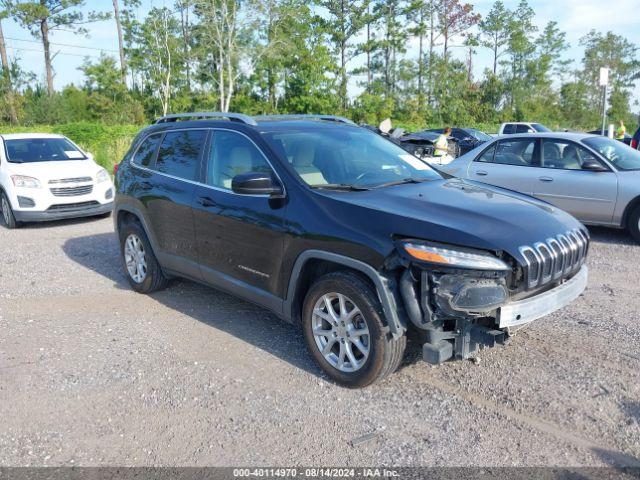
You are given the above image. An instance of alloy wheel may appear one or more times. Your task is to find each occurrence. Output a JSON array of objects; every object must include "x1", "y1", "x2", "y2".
[
  {"x1": 312, "y1": 292, "x2": 370, "y2": 373},
  {"x1": 124, "y1": 233, "x2": 147, "y2": 283}
]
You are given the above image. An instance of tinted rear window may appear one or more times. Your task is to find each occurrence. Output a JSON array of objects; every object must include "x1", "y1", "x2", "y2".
[
  {"x1": 155, "y1": 130, "x2": 207, "y2": 181},
  {"x1": 4, "y1": 138, "x2": 86, "y2": 163}
]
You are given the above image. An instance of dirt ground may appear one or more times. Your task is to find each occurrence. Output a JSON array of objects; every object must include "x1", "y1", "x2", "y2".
[{"x1": 0, "y1": 216, "x2": 639, "y2": 467}]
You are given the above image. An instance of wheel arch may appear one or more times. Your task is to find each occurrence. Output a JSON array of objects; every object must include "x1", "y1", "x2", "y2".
[
  {"x1": 621, "y1": 195, "x2": 640, "y2": 229},
  {"x1": 284, "y1": 250, "x2": 406, "y2": 339},
  {"x1": 115, "y1": 205, "x2": 161, "y2": 254}
]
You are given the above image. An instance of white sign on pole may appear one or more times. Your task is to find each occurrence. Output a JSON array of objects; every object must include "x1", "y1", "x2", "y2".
[{"x1": 599, "y1": 67, "x2": 609, "y2": 86}]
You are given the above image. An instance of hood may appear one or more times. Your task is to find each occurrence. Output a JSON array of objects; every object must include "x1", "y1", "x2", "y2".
[
  {"x1": 5, "y1": 159, "x2": 102, "y2": 183},
  {"x1": 324, "y1": 178, "x2": 584, "y2": 263}
]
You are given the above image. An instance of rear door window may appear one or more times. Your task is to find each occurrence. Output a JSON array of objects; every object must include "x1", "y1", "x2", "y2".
[
  {"x1": 155, "y1": 130, "x2": 207, "y2": 181},
  {"x1": 493, "y1": 138, "x2": 536, "y2": 166},
  {"x1": 515, "y1": 124, "x2": 533, "y2": 133},
  {"x1": 132, "y1": 133, "x2": 161, "y2": 167}
]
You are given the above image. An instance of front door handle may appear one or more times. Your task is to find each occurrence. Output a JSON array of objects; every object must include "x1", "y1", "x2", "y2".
[
  {"x1": 538, "y1": 176, "x2": 553, "y2": 182},
  {"x1": 198, "y1": 196, "x2": 216, "y2": 207},
  {"x1": 475, "y1": 170, "x2": 488, "y2": 176}
]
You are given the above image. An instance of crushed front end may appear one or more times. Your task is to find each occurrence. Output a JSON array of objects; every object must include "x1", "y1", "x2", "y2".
[{"x1": 385, "y1": 230, "x2": 589, "y2": 364}]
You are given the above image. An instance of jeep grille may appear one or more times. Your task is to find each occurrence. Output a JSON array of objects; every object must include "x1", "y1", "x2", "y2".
[{"x1": 519, "y1": 229, "x2": 589, "y2": 289}]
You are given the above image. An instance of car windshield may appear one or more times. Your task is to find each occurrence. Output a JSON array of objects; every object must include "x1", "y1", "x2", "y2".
[
  {"x1": 465, "y1": 129, "x2": 492, "y2": 141},
  {"x1": 4, "y1": 138, "x2": 87, "y2": 163},
  {"x1": 583, "y1": 136, "x2": 640, "y2": 171},
  {"x1": 532, "y1": 123, "x2": 551, "y2": 132},
  {"x1": 262, "y1": 127, "x2": 442, "y2": 189}
]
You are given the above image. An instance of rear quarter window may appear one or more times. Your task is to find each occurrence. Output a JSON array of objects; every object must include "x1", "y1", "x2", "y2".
[{"x1": 132, "y1": 133, "x2": 162, "y2": 167}]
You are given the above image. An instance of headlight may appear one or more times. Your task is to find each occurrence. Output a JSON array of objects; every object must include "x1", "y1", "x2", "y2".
[
  {"x1": 11, "y1": 175, "x2": 41, "y2": 188},
  {"x1": 96, "y1": 169, "x2": 109, "y2": 183},
  {"x1": 401, "y1": 240, "x2": 510, "y2": 271},
  {"x1": 435, "y1": 274, "x2": 508, "y2": 313}
]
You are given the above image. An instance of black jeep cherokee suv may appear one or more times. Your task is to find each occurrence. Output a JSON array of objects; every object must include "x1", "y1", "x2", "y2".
[{"x1": 114, "y1": 112, "x2": 589, "y2": 387}]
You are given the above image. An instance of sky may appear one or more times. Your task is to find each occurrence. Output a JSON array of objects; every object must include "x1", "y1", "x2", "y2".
[{"x1": 2, "y1": 0, "x2": 639, "y2": 110}]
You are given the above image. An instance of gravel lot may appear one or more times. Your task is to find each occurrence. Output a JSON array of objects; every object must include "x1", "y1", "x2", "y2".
[{"x1": 0, "y1": 216, "x2": 639, "y2": 467}]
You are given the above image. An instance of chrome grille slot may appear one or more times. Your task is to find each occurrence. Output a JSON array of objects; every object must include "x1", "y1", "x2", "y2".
[
  {"x1": 547, "y1": 238, "x2": 563, "y2": 280},
  {"x1": 50, "y1": 185, "x2": 93, "y2": 197},
  {"x1": 535, "y1": 242, "x2": 553, "y2": 284},
  {"x1": 49, "y1": 177, "x2": 92, "y2": 184},
  {"x1": 519, "y1": 229, "x2": 589, "y2": 289}
]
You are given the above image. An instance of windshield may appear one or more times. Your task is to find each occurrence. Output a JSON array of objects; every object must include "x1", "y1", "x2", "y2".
[
  {"x1": 262, "y1": 128, "x2": 442, "y2": 189},
  {"x1": 583, "y1": 136, "x2": 640, "y2": 171},
  {"x1": 465, "y1": 129, "x2": 492, "y2": 141},
  {"x1": 532, "y1": 123, "x2": 551, "y2": 132},
  {"x1": 4, "y1": 138, "x2": 87, "y2": 163}
]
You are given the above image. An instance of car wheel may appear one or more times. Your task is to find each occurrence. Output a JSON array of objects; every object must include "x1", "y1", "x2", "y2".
[
  {"x1": 0, "y1": 192, "x2": 18, "y2": 229},
  {"x1": 628, "y1": 205, "x2": 640, "y2": 243},
  {"x1": 302, "y1": 271, "x2": 406, "y2": 388},
  {"x1": 119, "y1": 220, "x2": 168, "y2": 293}
]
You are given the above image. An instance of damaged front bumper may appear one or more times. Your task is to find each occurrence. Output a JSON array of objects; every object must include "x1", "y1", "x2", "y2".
[
  {"x1": 393, "y1": 258, "x2": 588, "y2": 364},
  {"x1": 498, "y1": 265, "x2": 587, "y2": 328}
]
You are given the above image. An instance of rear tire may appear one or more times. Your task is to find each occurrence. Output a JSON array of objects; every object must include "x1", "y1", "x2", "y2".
[
  {"x1": 628, "y1": 205, "x2": 640, "y2": 243},
  {"x1": 119, "y1": 219, "x2": 169, "y2": 293},
  {"x1": 302, "y1": 271, "x2": 406, "y2": 388},
  {"x1": 0, "y1": 192, "x2": 18, "y2": 229}
]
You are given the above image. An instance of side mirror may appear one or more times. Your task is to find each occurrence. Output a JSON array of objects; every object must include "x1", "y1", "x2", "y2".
[
  {"x1": 581, "y1": 159, "x2": 607, "y2": 172},
  {"x1": 527, "y1": 129, "x2": 535, "y2": 134},
  {"x1": 232, "y1": 172, "x2": 284, "y2": 197}
]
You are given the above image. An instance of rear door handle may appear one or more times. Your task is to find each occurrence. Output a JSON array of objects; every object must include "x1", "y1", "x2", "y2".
[
  {"x1": 538, "y1": 176, "x2": 553, "y2": 182},
  {"x1": 475, "y1": 170, "x2": 488, "y2": 176},
  {"x1": 198, "y1": 196, "x2": 216, "y2": 207}
]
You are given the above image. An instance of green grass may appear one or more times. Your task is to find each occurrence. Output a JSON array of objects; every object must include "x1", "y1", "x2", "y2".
[{"x1": 0, "y1": 122, "x2": 141, "y2": 172}]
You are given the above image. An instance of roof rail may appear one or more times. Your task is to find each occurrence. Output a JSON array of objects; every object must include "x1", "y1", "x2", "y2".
[
  {"x1": 154, "y1": 112, "x2": 258, "y2": 126},
  {"x1": 254, "y1": 114, "x2": 356, "y2": 125}
]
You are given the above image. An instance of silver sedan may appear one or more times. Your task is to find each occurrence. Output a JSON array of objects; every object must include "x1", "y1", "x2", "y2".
[{"x1": 439, "y1": 133, "x2": 640, "y2": 242}]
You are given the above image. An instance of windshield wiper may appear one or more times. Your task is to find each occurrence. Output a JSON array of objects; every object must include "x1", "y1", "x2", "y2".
[
  {"x1": 374, "y1": 178, "x2": 426, "y2": 188},
  {"x1": 311, "y1": 183, "x2": 370, "y2": 191}
]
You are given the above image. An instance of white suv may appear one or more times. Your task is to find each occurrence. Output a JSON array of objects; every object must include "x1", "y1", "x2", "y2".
[{"x1": 0, "y1": 133, "x2": 114, "y2": 228}]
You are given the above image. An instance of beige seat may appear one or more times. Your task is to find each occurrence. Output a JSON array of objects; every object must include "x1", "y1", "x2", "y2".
[
  {"x1": 292, "y1": 142, "x2": 327, "y2": 185},
  {"x1": 219, "y1": 146, "x2": 253, "y2": 189}
]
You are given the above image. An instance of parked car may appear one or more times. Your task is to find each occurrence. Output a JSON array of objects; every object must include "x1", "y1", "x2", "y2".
[
  {"x1": 397, "y1": 130, "x2": 461, "y2": 159},
  {"x1": 586, "y1": 129, "x2": 633, "y2": 146},
  {"x1": 115, "y1": 113, "x2": 589, "y2": 387},
  {"x1": 361, "y1": 121, "x2": 460, "y2": 160},
  {"x1": 440, "y1": 133, "x2": 640, "y2": 242},
  {"x1": 499, "y1": 122, "x2": 551, "y2": 135},
  {"x1": 424, "y1": 127, "x2": 492, "y2": 156},
  {"x1": 0, "y1": 133, "x2": 114, "y2": 229}
]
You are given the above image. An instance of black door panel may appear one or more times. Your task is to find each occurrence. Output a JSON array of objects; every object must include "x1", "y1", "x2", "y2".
[
  {"x1": 193, "y1": 187, "x2": 287, "y2": 296},
  {"x1": 193, "y1": 129, "x2": 287, "y2": 297}
]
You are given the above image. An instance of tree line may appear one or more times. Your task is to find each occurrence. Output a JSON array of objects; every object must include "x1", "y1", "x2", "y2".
[{"x1": 0, "y1": 0, "x2": 638, "y2": 131}]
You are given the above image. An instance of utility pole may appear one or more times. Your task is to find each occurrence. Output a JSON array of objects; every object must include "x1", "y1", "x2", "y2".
[{"x1": 599, "y1": 67, "x2": 609, "y2": 136}]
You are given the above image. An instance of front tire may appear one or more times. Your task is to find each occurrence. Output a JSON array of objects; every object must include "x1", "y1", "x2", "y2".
[
  {"x1": 628, "y1": 205, "x2": 640, "y2": 243},
  {"x1": 302, "y1": 271, "x2": 406, "y2": 388},
  {"x1": 0, "y1": 192, "x2": 18, "y2": 229},
  {"x1": 119, "y1": 220, "x2": 168, "y2": 293}
]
